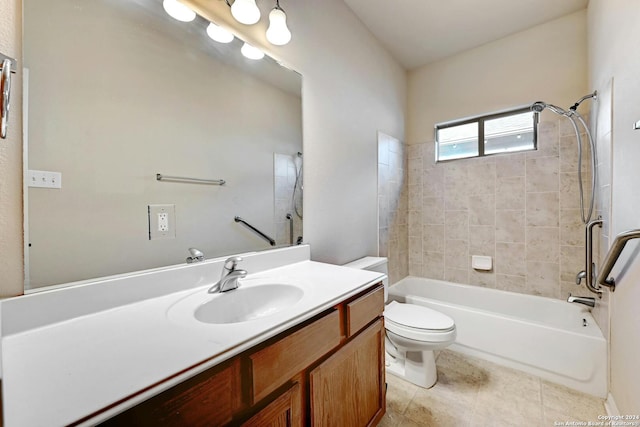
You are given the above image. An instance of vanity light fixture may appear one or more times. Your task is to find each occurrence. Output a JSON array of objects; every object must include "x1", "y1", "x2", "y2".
[
  {"x1": 241, "y1": 42, "x2": 265, "y2": 60},
  {"x1": 162, "y1": 0, "x2": 196, "y2": 22},
  {"x1": 266, "y1": 0, "x2": 291, "y2": 46},
  {"x1": 230, "y1": 0, "x2": 261, "y2": 25},
  {"x1": 206, "y1": 22, "x2": 235, "y2": 43}
]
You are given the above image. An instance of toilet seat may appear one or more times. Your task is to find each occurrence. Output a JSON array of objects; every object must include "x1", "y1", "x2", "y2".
[{"x1": 384, "y1": 301, "x2": 455, "y2": 342}]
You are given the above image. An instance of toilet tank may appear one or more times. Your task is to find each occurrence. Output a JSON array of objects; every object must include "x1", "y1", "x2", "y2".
[{"x1": 343, "y1": 257, "x2": 389, "y2": 301}]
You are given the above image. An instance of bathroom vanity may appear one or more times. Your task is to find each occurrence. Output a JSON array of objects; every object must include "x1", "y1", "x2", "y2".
[{"x1": 0, "y1": 246, "x2": 386, "y2": 426}]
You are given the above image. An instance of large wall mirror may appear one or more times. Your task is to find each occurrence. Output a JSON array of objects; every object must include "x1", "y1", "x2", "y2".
[{"x1": 23, "y1": 0, "x2": 303, "y2": 290}]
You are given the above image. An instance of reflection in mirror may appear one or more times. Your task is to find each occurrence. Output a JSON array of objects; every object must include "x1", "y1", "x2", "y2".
[{"x1": 23, "y1": 0, "x2": 302, "y2": 290}]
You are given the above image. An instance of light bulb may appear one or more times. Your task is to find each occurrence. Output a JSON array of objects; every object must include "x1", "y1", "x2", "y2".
[
  {"x1": 206, "y1": 22, "x2": 234, "y2": 44},
  {"x1": 241, "y1": 43, "x2": 264, "y2": 60},
  {"x1": 231, "y1": 0, "x2": 261, "y2": 25},
  {"x1": 266, "y1": 6, "x2": 291, "y2": 46},
  {"x1": 162, "y1": 0, "x2": 196, "y2": 22}
]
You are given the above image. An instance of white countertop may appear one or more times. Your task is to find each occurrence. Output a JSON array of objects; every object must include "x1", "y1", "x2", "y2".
[{"x1": 1, "y1": 248, "x2": 384, "y2": 427}]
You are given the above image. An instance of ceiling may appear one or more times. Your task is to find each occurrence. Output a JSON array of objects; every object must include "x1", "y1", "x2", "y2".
[{"x1": 343, "y1": 0, "x2": 589, "y2": 70}]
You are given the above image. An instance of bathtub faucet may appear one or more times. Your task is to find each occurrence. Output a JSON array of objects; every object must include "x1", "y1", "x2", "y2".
[{"x1": 567, "y1": 293, "x2": 596, "y2": 308}]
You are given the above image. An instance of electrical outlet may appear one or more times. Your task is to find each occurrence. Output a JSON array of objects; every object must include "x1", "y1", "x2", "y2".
[
  {"x1": 148, "y1": 204, "x2": 175, "y2": 240},
  {"x1": 28, "y1": 170, "x2": 62, "y2": 189},
  {"x1": 158, "y1": 213, "x2": 169, "y2": 231}
]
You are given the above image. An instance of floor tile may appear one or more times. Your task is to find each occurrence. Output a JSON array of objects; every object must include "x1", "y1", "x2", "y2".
[{"x1": 384, "y1": 350, "x2": 606, "y2": 427}]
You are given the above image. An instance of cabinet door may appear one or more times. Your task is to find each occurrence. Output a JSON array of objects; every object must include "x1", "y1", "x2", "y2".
[
  {"x1": 241, "y1": 383, "x2": 301, "y2": 427},
  {"x1": 309, "y1": 319, "x2": 385, "y2": 427}
]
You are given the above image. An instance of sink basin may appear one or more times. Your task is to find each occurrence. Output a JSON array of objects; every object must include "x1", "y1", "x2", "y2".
[{"x1": 194, "y1": 284, "x2": 304, "y2": 324}]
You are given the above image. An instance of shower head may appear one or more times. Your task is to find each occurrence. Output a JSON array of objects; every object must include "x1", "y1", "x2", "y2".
[
  {"x1": 530, "y1": 101, "x2": 569, "y2": 116},
  {"x1": 531, "y1": 102, "x2": 547, "y2": 113}
]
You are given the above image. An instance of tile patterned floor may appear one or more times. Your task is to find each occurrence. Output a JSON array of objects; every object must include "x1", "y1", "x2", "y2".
[{"x1": 379, "y1": 350, "x2": 606, "y2": 427}]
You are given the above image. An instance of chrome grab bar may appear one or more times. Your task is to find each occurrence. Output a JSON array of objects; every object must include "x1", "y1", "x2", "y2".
[
  {"x1": 286, "y1": 213, "x2": 293, "y2": 245},
  {"x1": 234, "y1": 216, "x2": 276, "y2": 246},
  {"x1": 0, "y1": 53, "x2": 16, "y2": 139},
  {"x1": 581, "y1": 217, "x2": 603, "y2": 296},
  {"x1": 156, "y1": 173, "x2": 225, "y2": 186},
  {"x1": 597, "y1": 228, "x2": 640, "y2": 291}
]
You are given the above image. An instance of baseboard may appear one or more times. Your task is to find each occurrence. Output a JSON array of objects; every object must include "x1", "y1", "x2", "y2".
[{"x1": 605, "y1": 392, "x2": 620, "y2": 416}]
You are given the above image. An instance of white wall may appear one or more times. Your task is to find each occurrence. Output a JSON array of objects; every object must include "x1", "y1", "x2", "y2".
[
  {"x1": 0, "y1": 0, "x2": 23, "y2": 297},
  {"x1": 407, "y1": 10, "x2": 587, "y2": 144},
  {"x1": 185, "y1": 0, "x2": 407, "y2": 265},
  {"x1": 589, "y1": 0, "x2": 640, "y2": 413}
]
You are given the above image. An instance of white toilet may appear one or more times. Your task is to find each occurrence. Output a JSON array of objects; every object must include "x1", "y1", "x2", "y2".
[{"x1": 344, "y1": 257, "x2": 456, "y2": 388}]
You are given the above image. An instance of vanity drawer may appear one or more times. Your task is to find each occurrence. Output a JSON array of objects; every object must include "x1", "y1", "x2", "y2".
[
  {"x1": 346, "y1": 284, "x2": 384, "y2": 337},
  {"x1": 249, "y1": 309, "x2": 342, "y2": 403},
  {"x1": 101, "y1": 359, "x2": 242, "y2": 427}
]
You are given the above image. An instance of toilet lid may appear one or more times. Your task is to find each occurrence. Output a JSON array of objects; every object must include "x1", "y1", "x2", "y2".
[{"x1": 384, "y1": 301, "x2": 455, "y2": 331}]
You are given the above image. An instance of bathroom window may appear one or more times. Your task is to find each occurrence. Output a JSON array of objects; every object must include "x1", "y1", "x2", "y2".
[{"x1": 435, "y1": 107, "x2": 538, "y2": 162}]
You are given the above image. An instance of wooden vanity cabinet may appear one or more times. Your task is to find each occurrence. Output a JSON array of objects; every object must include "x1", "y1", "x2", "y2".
[{"x1": 100, "y1": 283, "x2": 384, "y2": 427}]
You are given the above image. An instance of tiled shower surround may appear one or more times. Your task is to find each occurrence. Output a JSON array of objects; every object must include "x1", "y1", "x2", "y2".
[
  {"x1": 405, "y1": 114, "x2": 595, "y2": 300},
  {"x1": 378, "y1": 132, "x2": 409, "y2": 285}
]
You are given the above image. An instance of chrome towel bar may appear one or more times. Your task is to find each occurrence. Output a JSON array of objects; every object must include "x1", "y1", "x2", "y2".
[
  {"x1": 156, "y1": 173, "x2": 225, "y2": 185},
  {"x1": 597, "y1": 228, "x2": 640, "y2": 291}
]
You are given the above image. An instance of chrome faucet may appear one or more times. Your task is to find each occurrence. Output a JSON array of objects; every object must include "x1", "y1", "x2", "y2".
[
  {"x1": 208, "y1": 256, "x2": 247, "y2": 293},
  {"x1": 567, "y1": 293, "x2": 596, "y2": 308},
  {"x1": 186, "y1": 248, "x2": 205, "y2": 263},
  {"x1": 575, "y1": 270, "x2": 587, "y2": 285}
]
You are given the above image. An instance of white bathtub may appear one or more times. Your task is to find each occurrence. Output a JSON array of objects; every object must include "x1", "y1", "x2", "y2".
[{"x1": 389, "y1": 277, "x2": 607, "y2": 398}]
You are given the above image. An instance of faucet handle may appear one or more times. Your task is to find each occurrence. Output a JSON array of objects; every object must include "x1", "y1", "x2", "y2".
[
  {"x1": 223, "y1": 256, "x2": 243, "y2": 271},
  {"x1": 186, "y1": 248, "x2": 205, "y2": 263}
]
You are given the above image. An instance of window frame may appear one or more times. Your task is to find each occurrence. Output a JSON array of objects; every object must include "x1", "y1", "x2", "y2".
[{"x1": 435, "y1": 106, "x2": 539, "y2": 163}]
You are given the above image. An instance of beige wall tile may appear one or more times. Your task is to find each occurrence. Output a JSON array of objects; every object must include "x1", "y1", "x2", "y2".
[
  {"x1": 496, "y1": 274, "x2": 527, "y2": 293},
  {"x1": 444, "y1": 191, "x2": 469, "y2": 211},
  {"x1": 534, "y1": 120, "x2": 559, "y2": 158},
  {"x1": 496, "y1": 242, "x2": 526, "y2": 276},
  {"x1": 526, "y1": 192, "x2": 560, "y2": 227},
  {"x1": 560, "y1": 209, "x2": 584, "y2": 246},
  {"x1": 469, "y1": 225, "x2": 495, "y2": 256},
  {"x1": 408, "y1": 184, "x2": 422, "y2": 210},
  {"x1": 407, "y1": 143, "x2": 423, "y2": 160},
  {"x1": 379, "y1": 227, "x2": 388, "y2": 257},
  {"x1": 445, "y1": 267, "x2": 469, "y2": 284},
  {"x1": 470, "y1": 270, "x2": 496, "y2": 288},
  {"x1": 495, "y1": 210, "x2": 525, "y2": 243},
  {"x1": 409, "y1": 236, "x2": 422, "y2": 265},
  {"x1": 423, "y1": 143, "x2": 436, "y2": 169},
  {"x1": 560, "y1": 134, "x2": 580, "y2": 173},
  {"x1": 423, "y1": 168, "x2": 444, "y2": 198},
  {"x1": 496, "y1": 153, "x2": 526, "y2": 178},
  {"x1": 526, "y1": 261, "x2": 560, "y2": 298},
  {"x1": 526, "y1": 226, "x2": 560, "y2": 263},
  {"x1": 423, "y1": 224, "x2": 445, "y2": 253},
  {"x1": 423, "y1": 252, "x2": 444, "y2": 279},
  {"x1": 423, "y1": 197, "x2": 444, "y2": 225},
  {"x1": 526, "y1": 157, "x2": 559, "y2": 192},
  {"x1": 560, "y1": 173, "x2": 580, "y2": 209},
  {"x1": 496, "y1": 176, "x2": 525, "y2": 210},
  {"x1": 560, "y1": 245, "x2": 583, "y2": 283},
  {"x1": 469, "y1": 193, "x2": 496, "y2": 226},
  {"x1": 445, "y1": 239, "x2": 469, "y2": 270},
  {"x1": 445, "y1": 210, "x2": 469, "y2": 240},
  {"x1": 408, "y1": 262, "x2": 423, "y2": 276},
  {"x1": 408, "y1": 209, "x2": 422, "y2": 232},
  {"x1": 467, "y1": 161, "x2": 496, "y2": 195}
]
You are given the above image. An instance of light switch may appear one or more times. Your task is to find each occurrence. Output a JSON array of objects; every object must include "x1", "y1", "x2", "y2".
[
  {"x1": 28, "y1": 170, "x2": 62, "y2": 189},
  {"x1": 148, "y1": 204, "x2": 175, "y2": 240}
]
